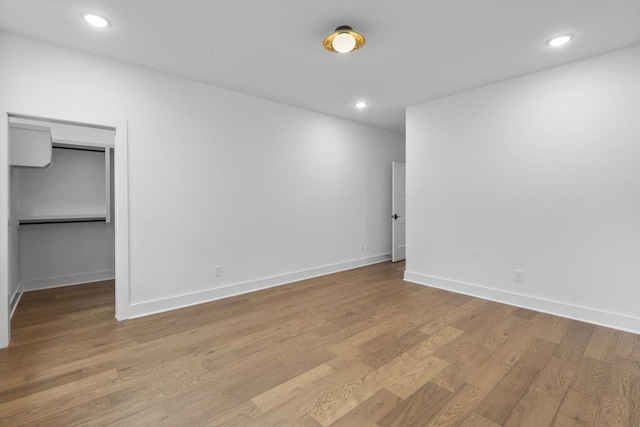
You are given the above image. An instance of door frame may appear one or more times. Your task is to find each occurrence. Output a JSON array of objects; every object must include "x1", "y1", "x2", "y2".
[
  {"x1": 391, "y1": 161, "x2": 406, "y2": 262},
  {"x1": 1, "y1": 102, "x2": 130, "y2": 348}
]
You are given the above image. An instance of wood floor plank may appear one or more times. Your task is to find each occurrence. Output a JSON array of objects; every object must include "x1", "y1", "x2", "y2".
[
  {"x1": 424, "y1": 383, "x2": 489, "y2": 427},
  {"x1": 328, "y1": 389, "x2": 400, "y2": 427},
  {"x1": 594, "y1": 356, "x2": 640, "y2": 427},
  {"x1": 0, "y1": 368, "x2": 85, "y2": 405},
  {"x1": 595, "y1": 395, "x2": 640, "y2": 427},
  {"x1": 361, "y1": 333, "x2": 400, "y2": 355},
  {"x1": 556, "y1": 320, "x2": 596, "y2": 363},
  {"x1": 503, "y1": 357, "x2": 578, "y2": 427},
  {"x1": 615, "y1": 331, "x2": 640, "y2": 362},
  {"x1": 252, "y1": 364, "x2": 335, "y2": 412},
  {"x1": 164, "y1": 397, "x2": 264, "y2": 426},
  {"x1": 0, "y1": 369, "x2": 121, "y2": 426},
  {"x1": 420, "y1": 298, "x2": 487, "y2": 335},
  {"x1": 519, "y1": 337, "x2": 560, "y2": 369},
  {"x1": 452, "y1": 300, "x2": 513, "y2": 331},
  {"x1": 1, "y1": 262, "x2": 639, "y2": 426},
  {"x1": 433, "y1": 304, "x2": 520, "y2": 365},
  {"x1": 384, "y1": 355, "x2": 450, "y2": 399},
  {"x1": 249, "y1": 363, "x2": 375, "y2": 427},
  {"x1": 514, "y1": 308, "x2": 537, "y2": 319},
  {"x1": 467, "y1": 314, "x2": 535, "y2": 391},
  {"x1": 206, "y1": 401, "x2": 263, "y2": 427},
  {"x1": 586, "y1": 326, "x2": 618, "y2": 362},
  {"x1": 553, "y1": 389, "x2": 600, "y2": 427},
  {"x1": 430, "y1": 312, "x2": 524, "y2": 392},
  {"x1": 32, "y1": 396, "x2": 113, "y2": 427},
  {"x1": 537, "y1": 313, "x2": 570, "y2": 344},
  {"x1": 458, "y1": 412, "x2": 501, "y2": 427},
  {"x1": 363, "y1": 306, "x2": 461, "y2": 370},
  {"x1": 102, "y1": 403, "x2": 169, "y2": 427},
  {"x1": 477, "y1": 362, "x2": 539, "y2": 425},
  {"x1": 571, "y1": 356, "x2": 611, "y2": 400},
  {"x1": 309, "y1": 348, "x2": 438, "y2": 425},
  {"x1": 377, "y1": 381, "x2": 452, "y2": 427}
]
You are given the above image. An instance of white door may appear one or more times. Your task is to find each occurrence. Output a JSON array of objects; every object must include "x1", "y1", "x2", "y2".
[{"x1": 392, "y1": 162, "x2": 406, "y2": 262}]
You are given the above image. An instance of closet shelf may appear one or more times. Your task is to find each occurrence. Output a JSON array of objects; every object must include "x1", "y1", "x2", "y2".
[
  {"x1": 19, "y1": 214, "x2": 107, "y2": 225},
  {"x1": 9, "y1": 123, "x2": 53, "y2": 167}
]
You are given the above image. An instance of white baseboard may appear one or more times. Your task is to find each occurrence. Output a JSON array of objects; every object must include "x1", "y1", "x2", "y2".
[
  {"x1": 128, "y1": 254, "x2": 391, "y2": 319},
  {"x1": 9, "y1": 283, "x2": 23, "y2": 318},
  {"x1": 22, "y1": 270, "x2": 115, "y2": 292},
  {"x1": 404, "y1": 271, "x2": 640, "y2": 335}
]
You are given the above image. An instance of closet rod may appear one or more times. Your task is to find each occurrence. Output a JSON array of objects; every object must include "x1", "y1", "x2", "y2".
[
  {"x1": 19, "y1": 218, "x2": 106, "y2": 225},
  {"x1": 52, "y1": 146, "x2": 105, "y2": 153}
]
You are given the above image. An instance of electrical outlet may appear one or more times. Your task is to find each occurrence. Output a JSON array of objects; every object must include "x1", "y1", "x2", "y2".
[
  {"x1": 514, "y1": 269, "x2": 524, "y2": 282},
  {"x1": 214, "y1": 265, "x2": 222, "y2": 277},
  {"x1": 360, "y1": 243, "x2": 365, "y2": 252}
]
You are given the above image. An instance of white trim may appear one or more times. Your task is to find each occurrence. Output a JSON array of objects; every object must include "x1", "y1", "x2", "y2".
[
  {"x1": 128, "y1": 254, "x2": 391, "y2": 319},
  {"x1": 1, "y1": 111, "x2": 10, "y2": 347},
  {"x1": 113, "y1": 121, "x2": 130, "y2": 320},
  {"x1": 404, "y1": 271, "x2": 640, "y2": 335},
  {"x1": 9, "y1": 283, "x2": 22, "y2": 318},
  {"x1": 0, "y1": 102, "x2": 130, "y2": 348},
  {"x1": 22, "y1": 270, "x2": 115, "y2": 292}
]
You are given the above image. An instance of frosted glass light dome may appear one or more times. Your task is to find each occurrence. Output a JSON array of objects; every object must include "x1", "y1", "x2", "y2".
[
  {"x1": 332, "y1": 33, "x2": 357, "y2": 53},
  {"x1": 323, "y1": 26, "x2": 365, "y2": 53}
]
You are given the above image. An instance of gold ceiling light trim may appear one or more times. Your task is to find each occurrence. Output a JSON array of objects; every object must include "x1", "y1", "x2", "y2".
[{"x1": 323, "y1": 26, "x2": 365, "y2": 53}]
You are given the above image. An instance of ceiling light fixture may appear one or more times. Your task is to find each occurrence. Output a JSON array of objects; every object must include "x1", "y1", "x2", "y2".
[
  {"x1": 547, "y1": 34, "x2": 573, "y2": 47},
  {"x1": 355, "y1": 101, "x2": 368, "y2": 109},
  {"x1": 81, "y1": 12, "x2": 110, "y2": 28},
  {"x1": 323, "y1": 26, "x2": 365, "y2": 53}
]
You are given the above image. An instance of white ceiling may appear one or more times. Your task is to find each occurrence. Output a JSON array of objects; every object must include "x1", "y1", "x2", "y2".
[{"x1": 1, "y1": 0, "x2": 639, "y2": 134}]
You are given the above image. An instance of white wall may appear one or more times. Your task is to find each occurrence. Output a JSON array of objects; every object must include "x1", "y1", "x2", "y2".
[
  {"x1": 0, "y1": 32, "x2": 404, "y2": 318},
  {"x1": 18, "y1": 148, "x2": 107, "y2": 219},
  {"x1": 19, "y1": 222, "x2": 115, "y2": 290},
  {"x1": 405, "y1": 44, "x2": 640, "y2": 333},
  {"x1": 17, "y1": 147, "x2": 115, "y2": 290}
]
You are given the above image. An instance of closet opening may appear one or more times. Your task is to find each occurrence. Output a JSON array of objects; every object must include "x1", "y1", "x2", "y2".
[{"x1": 1, "y1": 106, "x2": 130, "y2": 348}]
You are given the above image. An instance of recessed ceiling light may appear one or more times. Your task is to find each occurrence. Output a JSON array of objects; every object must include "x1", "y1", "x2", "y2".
[
  {"x1": 547, "y1": 34, "x2": 573, "y2": 47},
  {"x1": 355, "y1": 101, "x2": 368, "y2": 109},
  {"x1": 323, "y1": 26, "x2": 365, "y2": 54},
  {"x1": 81, "y1": 12, "x2": 110, "y2": 28}
]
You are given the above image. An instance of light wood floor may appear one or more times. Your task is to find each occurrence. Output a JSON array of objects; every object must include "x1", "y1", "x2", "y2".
[{"x1": 1, "y1": 262, "x2": 639, "y2": 426}]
